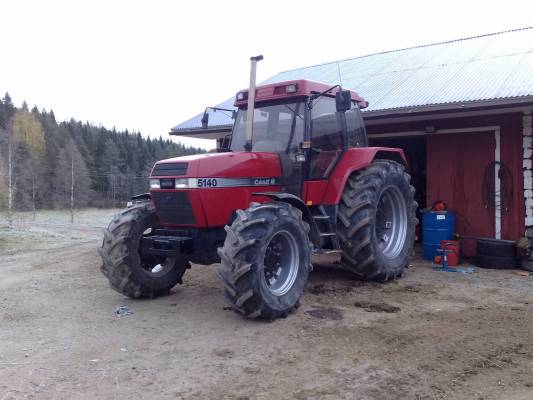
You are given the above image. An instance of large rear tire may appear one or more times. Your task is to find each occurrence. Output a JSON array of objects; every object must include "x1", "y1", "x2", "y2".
[
  {"x1": 337, "y1": 160, "x2": 417, "y2": 280},
  {"x1": 217, "y1": 202, "x2": 311, "y2": 320},
  {"x1": 99, "y1": 202, "x2": 189, "y2": 298}
]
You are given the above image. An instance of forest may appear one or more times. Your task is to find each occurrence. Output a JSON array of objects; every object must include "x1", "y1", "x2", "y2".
[{"x1": 0, "y1": 92, "x2": 204, "y2": 214}]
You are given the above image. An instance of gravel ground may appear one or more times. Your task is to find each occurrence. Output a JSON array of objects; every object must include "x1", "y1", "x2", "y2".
[{"x1": 1, "y1": 209, "x2": 533, "y2": 400}]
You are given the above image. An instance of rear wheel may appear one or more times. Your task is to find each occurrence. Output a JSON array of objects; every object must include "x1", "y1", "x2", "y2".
[
  {"x1": 217, "y1": 202, "x2": 311, "y2": 320},
  {"x1": 337, "y1": 160, "x2": 417, "y2": 280},
  {"x1": 99, "y1": 202, "x2": 189, "y2": 298}
]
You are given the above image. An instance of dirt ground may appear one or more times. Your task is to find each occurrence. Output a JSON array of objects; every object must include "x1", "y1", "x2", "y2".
[{"x1": 1, "y1": 210, "x2": 533, "y2": 400}]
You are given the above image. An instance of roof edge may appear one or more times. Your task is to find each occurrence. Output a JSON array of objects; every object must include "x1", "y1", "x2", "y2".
[
  {"x1": 278, "y1": 26, "x2": 533, "y2": 74},
  {"x1": 169, "y1": 96, "x2": 533, "y2": 136},
  {"x1": 363, "y1": 96, "x2": 533, "y2": 119}
]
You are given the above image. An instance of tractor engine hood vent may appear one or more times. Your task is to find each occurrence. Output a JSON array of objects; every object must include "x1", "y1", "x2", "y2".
[{"x1": 151, "y1": 162, "x2": 188, "y2": 177}]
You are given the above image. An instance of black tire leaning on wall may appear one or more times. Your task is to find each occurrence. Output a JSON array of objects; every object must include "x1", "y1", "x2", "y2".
[
  {"x1": 476, "y1": 238, "x2": 516, "y2": 258},
  {"x1": 337, "y1": 160, "x2": 417, "y2": 281},
  {"x1": 217, "y1": 202, "x2": 311, "y2": 320},
  {"x1": 99, "y1": 202, "x2": 189, "y2": 298},
  {"x1": 475, "y1": 254, "x2": 517, "y2": 270}
]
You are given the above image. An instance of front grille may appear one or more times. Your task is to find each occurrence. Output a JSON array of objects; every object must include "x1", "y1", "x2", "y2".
[
  {"x1": 151, "y1": 162, "x2": 188, "y2": 176},
  {"x1": 152, "y1": 191, "x2": 196, "y2": 225}
]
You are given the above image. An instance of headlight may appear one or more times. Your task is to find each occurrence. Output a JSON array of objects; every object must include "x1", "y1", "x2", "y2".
[
  {"x1": 285, "y1": 84, "x2": 297, "y2": 93},
  {"x1": 149, "y1": 178, "x2": 197, "y2": 189},
  {"x1": 174, "y1": 178, "x2": 189, "y2": 188},
  {"x1": 236, "y1": 92, "x2": 248, "y2": 101}
]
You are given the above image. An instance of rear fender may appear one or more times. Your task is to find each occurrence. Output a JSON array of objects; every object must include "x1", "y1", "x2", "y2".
[
  {"x1": 323, "y1": 147, "x2": 407, "y2": 205},
  {"x1": 255, "y1": 192, "x2": 321, "y2": 248}
]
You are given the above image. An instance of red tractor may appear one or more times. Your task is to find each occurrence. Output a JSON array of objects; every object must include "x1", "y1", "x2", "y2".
[{"x1": 99, "y1": 57, "x2": 417, "y2": 320}]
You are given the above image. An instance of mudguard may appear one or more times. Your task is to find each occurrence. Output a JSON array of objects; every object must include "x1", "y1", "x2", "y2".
[
  {"x1": 256, "y1": 192, "x2": 321, "y2": 248},
  {"x1": 322, "y1": 147, "x2": 407, "y2": 205}
]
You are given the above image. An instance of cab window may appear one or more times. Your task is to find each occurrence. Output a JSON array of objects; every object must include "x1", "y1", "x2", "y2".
[
  {"x1": 309, "y1": 97, "x2": 343, "y2": 179},
  {"x1": 230, "y1": 102, "x2": 304, "y2": 153},
  {"x1": 345, "y1": 103, "x2": 367, "y2": 147}
]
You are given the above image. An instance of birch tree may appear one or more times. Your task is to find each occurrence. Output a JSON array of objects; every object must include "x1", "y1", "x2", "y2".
[
  {"x1": 12, "y1": 110, "x2": 45, "y2": 219},
  {"x1": 0, "y1": 129, "x2": 8, "y2": 217},
  {"x1": 0, "y1": 94, "x2": 15, "y2": 225},
  {"x1": 53, "y1": 139, "x2": 92, "y2": 218}
]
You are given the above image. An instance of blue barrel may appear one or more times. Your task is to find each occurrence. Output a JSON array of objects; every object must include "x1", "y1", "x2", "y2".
[{"x1": 422, "y1": 211, "x2": 456, "y2": 261}]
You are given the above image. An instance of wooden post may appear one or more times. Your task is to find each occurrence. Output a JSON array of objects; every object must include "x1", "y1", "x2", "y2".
[
  {"x1": 8, "y1": 140, "x2": 12, "y2": 211},
  {"x1": 7, "y1": 138, "x2": 13, "y2": 226},
  {"x1": 70, "y1": 153, "x2": 74, "y2": 224},
  {"x1": 32, "y1": 173, "x2": 36, "y2": 220}
]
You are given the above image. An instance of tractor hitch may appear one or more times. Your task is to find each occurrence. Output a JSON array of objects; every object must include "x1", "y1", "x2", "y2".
[{"x1": 140, "y1": 235, "x2": 192, "y2": 257}]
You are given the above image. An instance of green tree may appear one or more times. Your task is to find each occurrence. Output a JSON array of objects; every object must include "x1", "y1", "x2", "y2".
[
  {"x1": 0, "y1": 91, "x2": 206, "y2": 211},
  {"x1": 0, "y1": 93, "x2": 16, "y2": 130}
]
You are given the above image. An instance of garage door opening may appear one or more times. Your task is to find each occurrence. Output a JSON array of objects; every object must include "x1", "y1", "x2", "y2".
[{"x1": 369, "y1": 135, "x2": 427, "y2": 212}]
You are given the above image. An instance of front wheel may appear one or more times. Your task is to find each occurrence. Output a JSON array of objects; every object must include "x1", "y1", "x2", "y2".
[
  {"x1": 337, "y1": 160, "x2": 417, "y2": 280},
  {"x1": 217, "y1": 202, "x2": 311, "y2": 320},
  {"x1": 99, "y1": 202, "x2": 189, "y2": 298}
]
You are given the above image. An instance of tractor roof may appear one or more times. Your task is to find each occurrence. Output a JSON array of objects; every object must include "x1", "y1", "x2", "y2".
[{"x1": 234, "y1": 79, "x2": 368, "y2": 109}]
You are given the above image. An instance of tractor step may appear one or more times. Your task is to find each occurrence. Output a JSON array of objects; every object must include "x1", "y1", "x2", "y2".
[
  {"x1": 309, "y1": 205, "x2": 340, "y2": 251},
  {"x1": 322, "y1": 249, "x2": 342, "y2": 254},
  {"x1": 319, "y1": 232, "x2": 337, "y2": 237}
]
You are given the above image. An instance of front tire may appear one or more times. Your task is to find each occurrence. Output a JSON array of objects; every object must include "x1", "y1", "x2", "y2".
[
  {"x1": 217, "y1": 202, "x2": 311, "y2": 320},
  {"x1": 99, "y1": 202, "x2": 189, "y2": 298},
  {"x1": 337, "y1": 160, "x2": 417, "y2": 280}
]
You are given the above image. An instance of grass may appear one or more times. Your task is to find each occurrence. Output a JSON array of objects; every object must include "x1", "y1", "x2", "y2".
[
  {"x1": 0, "y1": 208, "x2": 120, "y2": 228},
  {"x1": 0, "y1": 208, "x2": 120, "y2": 256}
]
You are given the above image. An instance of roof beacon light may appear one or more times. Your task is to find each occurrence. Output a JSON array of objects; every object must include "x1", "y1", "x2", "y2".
[{"x1": 285, "y1": 84, "x2": 297, "y2": 94}]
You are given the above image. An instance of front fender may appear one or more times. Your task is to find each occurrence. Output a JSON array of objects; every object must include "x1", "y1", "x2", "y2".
[
  {"x1": 256, "y1": 192, "x2": 321, "y2": 248},
  {"x1": 131, "y1": 193, "x2": 151, "y2": 202}
]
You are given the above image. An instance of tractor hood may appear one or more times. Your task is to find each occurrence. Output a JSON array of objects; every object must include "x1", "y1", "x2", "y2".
[
  {"x1": 150, "y1": 151, "x2": 282, "y2": 179},
  {"x1": 149, "y1": 152, "x2": 283, "y2": 228}
]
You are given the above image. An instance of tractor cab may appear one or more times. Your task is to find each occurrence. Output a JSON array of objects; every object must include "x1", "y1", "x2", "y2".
[{"x1": 214, "y1": 79, "x2": 370, "y2": 197}]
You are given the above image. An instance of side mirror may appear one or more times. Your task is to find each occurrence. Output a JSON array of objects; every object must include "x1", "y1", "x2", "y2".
[
  {"x1": 201, "y1": 111, "x2": 209, "y2": 129},
  {"x1": 335, "y1": 90, "x2": 352, "y2": 112}
]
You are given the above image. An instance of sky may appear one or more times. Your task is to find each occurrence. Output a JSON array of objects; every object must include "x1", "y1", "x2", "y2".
[{"x1": 3, "y1": 0, "x2": 533, "y2": 149}]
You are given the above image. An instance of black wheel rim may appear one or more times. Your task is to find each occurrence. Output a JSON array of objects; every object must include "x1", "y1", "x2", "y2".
[{"x1": 139, "y1": 227, "x2": 176, "y2": 277}]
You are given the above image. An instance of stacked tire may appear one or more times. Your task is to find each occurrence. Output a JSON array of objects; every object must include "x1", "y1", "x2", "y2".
[{"x1": 475, "y1": 239, "x2": 517, "y2": 269}]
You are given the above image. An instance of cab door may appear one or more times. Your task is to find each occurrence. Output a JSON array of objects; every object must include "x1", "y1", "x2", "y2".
[
  {"x1": 276, "y1": 103, "x2": 305, "y2": 196},
  {"x1": 308, "y1": 98, "x2": 344, "y2": 181}
]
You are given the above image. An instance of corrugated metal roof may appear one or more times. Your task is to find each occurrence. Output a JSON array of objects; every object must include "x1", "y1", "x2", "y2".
[{"x1": 172, "y1": 27, "x2": 533, "y2": 133}]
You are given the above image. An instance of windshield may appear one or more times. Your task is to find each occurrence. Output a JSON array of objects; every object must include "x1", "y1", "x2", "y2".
[{"x1": 230, "y1": 101, "x2": 304, "y2": 152}]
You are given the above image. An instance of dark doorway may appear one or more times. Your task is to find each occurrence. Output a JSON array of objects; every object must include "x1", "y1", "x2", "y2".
[{"x1": 369, "y1": 135, "x2": 427, "y2": 210}]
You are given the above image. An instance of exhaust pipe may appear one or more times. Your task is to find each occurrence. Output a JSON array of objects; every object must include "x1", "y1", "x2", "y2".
[{"x1": 245, "y1": 55, "x2": 263, "y2": 150}]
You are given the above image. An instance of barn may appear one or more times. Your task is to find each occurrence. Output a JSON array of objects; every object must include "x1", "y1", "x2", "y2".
[{"x1": 171, "y1": 28, "x2": 533, "y2": 256}]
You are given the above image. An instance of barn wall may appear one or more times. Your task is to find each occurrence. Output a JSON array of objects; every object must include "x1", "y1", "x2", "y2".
[{"x1": 367, "y1": 112, "x2": 525, "y2": 241}]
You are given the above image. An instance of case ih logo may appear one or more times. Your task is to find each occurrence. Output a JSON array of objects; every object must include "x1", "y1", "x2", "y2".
[{"x1": 254, "y1": 178, "x2": 276, "y2": 185}]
